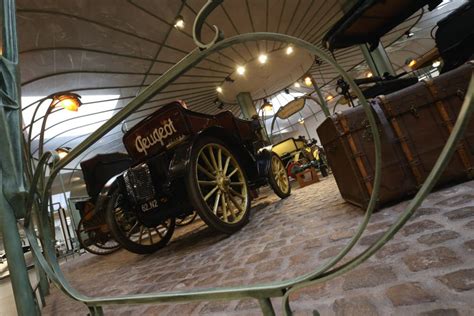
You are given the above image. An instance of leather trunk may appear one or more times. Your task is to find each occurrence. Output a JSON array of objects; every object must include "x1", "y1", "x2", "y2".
[
  {"x1": 317, "y1": 105, "x2": 417, "y2": 209},
  {"x1": 377, "y1": 62, "x2": 474, "y2": 187},
  {"x1": 317, "y1": 62, "x2": 474, "y2": 209}
]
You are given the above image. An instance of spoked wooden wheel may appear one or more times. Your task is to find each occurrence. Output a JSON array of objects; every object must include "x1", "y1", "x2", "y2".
[
  {"x1": 269, "y1": 153, "x2": 291, "y2": 198},
  {"x1": 105, "y1": 186, "x2": 175, "y2": 254},
  {"x1": 77, "y1": 218, "x2": 121, "y2": 255},
  {"x1": 187, "y1": 137, "x2": 251, "y2": 234}
]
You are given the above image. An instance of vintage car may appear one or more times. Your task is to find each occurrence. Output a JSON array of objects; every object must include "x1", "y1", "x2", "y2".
[
  {"x1": 74, "y1": 152, "x2": 132, "y2": 255},
  {"x1": 101, "y1": 101, "x2": 291, "y2": 254}
]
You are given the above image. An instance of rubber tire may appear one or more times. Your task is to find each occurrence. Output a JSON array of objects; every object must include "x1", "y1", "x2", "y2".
[
  {"x1": 105, "y1": 186, "x2": 175, "y2": 254},
  {"x1": 186, "y1": 136, "x2": 251, "y2": 234},
  {"x1": 268, "y1": 153, "x2": 291, "y2": 199}
]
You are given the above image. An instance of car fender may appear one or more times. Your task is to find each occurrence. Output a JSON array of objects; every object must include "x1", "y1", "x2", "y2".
[{"x1": 94, "y1": 172, "x2": 124, "y2": 213}]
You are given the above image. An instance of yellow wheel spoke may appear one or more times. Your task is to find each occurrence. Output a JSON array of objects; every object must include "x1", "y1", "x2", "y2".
[
  {"x1": 223, "y1": 156, "x2": 231, "y2": 174},
  {"x1": 221, "y1": 193, "x2": 228, "y2": 222},
  {"x1": 226, "y1": 194, "x2": 238, "y2": 219},
  {"x1": 198, "y1": 180, "x2": 217, "y2": 186},
  {"x1": 218, "y1": 148, "x2": 222, "y2": 171},
  {"x1": 201, "y1": 152, "x2": 215, "y2": 173},
  {"x1": 230, "y1": 181, "x2": 244, "y2": 186},
  {"x1": 198, "y1": 164, "x2": 215, "y2": 179},
  {"x1": 229, "y1": 187, "x2": 243, "y2": 198},
  {"x1": 227, "y1": 168, "x2": 238, "y2": 177},
  {"x1": 227, "y1": 193, "x2": 244, "y2": 214},
  {"x1": 155, "y1": 227, "x2": 164, "y2": 238},
  {"x1": 213, "y1": 191, "x2": 221, "y2": 214},
  {"x1": 208, "y1": 146, "x2": 218, "y2": 170},
  {"x1": 204, "y1": 186, "x2": 219, "y2": 201}
]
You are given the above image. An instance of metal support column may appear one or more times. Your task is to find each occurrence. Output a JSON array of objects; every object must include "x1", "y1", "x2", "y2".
[
  {"x1": 0, "y1": 0, "x2": 39, "y2": 314},
  {"x1": 360, "y1": 43, "x2": 395, "y2": 77},
  {"x1": 236, "y1": 91, "x2": 269, "y2": 142},
  {"x1": 338, "y1": 0, "x2": 395, "y2": 77},
  {"x1": 236, "y1": 92, "x2": 258, "y2": 119}
]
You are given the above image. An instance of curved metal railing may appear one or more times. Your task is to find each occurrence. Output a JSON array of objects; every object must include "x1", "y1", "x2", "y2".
[{"x1": 6, "y1": 0, "x2": 474, "y2": 314}]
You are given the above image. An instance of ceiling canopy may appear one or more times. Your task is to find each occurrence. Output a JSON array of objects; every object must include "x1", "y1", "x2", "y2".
[{"x1": 17, "y1": 0, "x2": 465, "y2": 168}]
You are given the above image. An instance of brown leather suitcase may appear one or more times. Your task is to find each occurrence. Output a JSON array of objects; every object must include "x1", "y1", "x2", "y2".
[
  {"x1": 317, "y1": 105, "x2": 418, "y2": 209},
  {"x1": 377, "y1": 62, "x2": 474, "y2": 186},
  {"x1": 317, "y1": 62, "x2": 474, "y2": 209}
]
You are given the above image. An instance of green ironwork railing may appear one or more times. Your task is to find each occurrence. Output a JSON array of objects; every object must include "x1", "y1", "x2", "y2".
[{"x1": 1, "y1": 0, "x2": 473, "y2": 315}]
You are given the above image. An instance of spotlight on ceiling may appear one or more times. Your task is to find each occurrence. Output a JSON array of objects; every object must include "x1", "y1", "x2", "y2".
[
  {"x1": 258, "y1": 54, "x2": 268, "y2": 64},
  {"x1": 286, "y1": 46, "x2": 294, "y2": 55},
  {"x1": 236, "y1": 65, "x2": 246, "y2": 75},
  {"x1": 326, "y1": 95, "x2": 334, "y2": 101},
  {"x1": 304, "y1": 76, "x2": 312, "y2": 87},
  {"x1": 262, "y1": 99, "x2": 273, "y2": 113},
  {"x1": 216, "y1": 86, "x2": 223, "y2": 93},
  {"x1": 174, "y1": 15, "x2": 185, "y2": 29},
  {"x1": 51, "y1": 93, "x2": 82, "y2": 112},
  {"x1": 294, "y1": 82, "x2": 301, "y2": 88},
  {"x1": 432, "y1": 60, "x2": 441, "y2": 68},
  {"x1": 405, "y1": 30, "x2": 414, "y2": 38},
  {"x1": 366, "y1": 72, "x2": 373, "y2": 78},
  {"x1": 405, "y1": 58, "x2": 416, "y2": 68},
  {"x1": 298, "y1": 118, "x2": 305, "y2": 125}
]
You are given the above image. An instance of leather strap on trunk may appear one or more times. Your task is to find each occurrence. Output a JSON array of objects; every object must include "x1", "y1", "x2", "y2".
[
  {"x1": 424, "y1": 79, "x2": 474, "y2": 178},
  {"x1": 378, "y1": 95, "x2": 425, "y2": 185},
  {"x1": 371, "y1": 100, "x2": 417, "y2": 185},
  {"x1": 336, "y1": 112, "x2": 373, "y2": 194}
]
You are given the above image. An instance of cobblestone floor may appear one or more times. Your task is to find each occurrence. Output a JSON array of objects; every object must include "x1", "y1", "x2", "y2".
[{"x1": 43, "y1": 176, "x2": 474, "y2": 315}]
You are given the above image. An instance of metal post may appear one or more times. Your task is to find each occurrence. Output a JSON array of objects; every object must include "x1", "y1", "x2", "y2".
[
  {"x1": 236, "y1": 92, "x2": 269, "y2": 142},
  {"x1": 0, "y1": 0, "x2": 40, "y2": 314},
  {"x1": 338, "y1": 0, "x2": 395, "y2": 77},
  {"x1": 360, "y1": 43, "x2": 395, "y2": 77},
  {"x1": 236, "y1": 92, "x2": 258, "y2": 119},
  {"x1": 308, "y1": 75, "x2": 330, "y2": 117}
]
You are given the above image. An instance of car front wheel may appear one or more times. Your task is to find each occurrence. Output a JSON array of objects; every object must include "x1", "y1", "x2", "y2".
[{"x1": 186, "y1": 137, "x2": 251, "y2": 234}]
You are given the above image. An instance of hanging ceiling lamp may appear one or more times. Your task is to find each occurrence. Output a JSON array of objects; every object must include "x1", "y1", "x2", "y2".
[
  {"x1": 262, "y1": 98, "x2": 273, "y2": 113},
  {"x1": 51, "y1": 93, "x2": 82, "y2": 112}
]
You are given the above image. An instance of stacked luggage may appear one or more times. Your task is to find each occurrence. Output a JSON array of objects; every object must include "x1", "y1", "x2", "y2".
[{"x1": 317, "y1": 63, "x2": 474, "y2": 209}]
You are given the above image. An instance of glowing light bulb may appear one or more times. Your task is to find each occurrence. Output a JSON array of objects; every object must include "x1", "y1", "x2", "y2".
[
  {"x1": 258, "y1": 54, "x2": 268, "y2": 64},
  {"x1": 366, "y1": 72, "x2": 373, "y2": 78},
  {"x1": 304, "y1": 77, "x2": 312, "y2": 87},
  {"x1": 216, "y1": 86, "x2": 223, "y2": 93},
  {"x1": 286, "y1": 46, "x2": 294, "y2": 55},
  {"x1": 298, "y1": 118, "x2": 305, "y2": 125},
  {"x1": 326, "y1": 95, "x2": 334, "y2": 101},
  {"x1": 236, "y1": 65, "x2": 246, "y2": 75},
  {"x1": 432, "y1": 60, "x2": 441, "y2": 68},
  {"x1": 294, "y1": 82, "x2": 301, "y2": 88},
  {"x1": 174, "y1": 16, "x2": 184, "y2": 29}
]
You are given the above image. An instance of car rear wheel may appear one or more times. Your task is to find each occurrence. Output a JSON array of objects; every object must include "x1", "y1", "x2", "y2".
[
  {"x1": 76, "y1": 217, "x2": 121, "y2": 255},
  {"x1": 186, "y1": 137, "x2": 251, "y2": 234},
  {"x1": 105, "y1": 186, "x2": 175, "y2": 254},
  {"x1": 268, "y1": 153, "x2": 291, "y2": 198}
]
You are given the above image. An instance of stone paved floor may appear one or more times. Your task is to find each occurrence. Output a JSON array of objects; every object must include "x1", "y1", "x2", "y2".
[{"x1": 42, "y1": 176, "x2": 474, "y2": 315}]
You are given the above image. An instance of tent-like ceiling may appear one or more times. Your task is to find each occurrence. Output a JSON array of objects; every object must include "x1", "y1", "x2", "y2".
[{"x1": 17, "y1": 0, "x2": 466, "y2": 169}]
